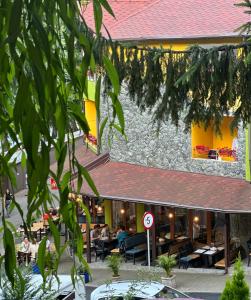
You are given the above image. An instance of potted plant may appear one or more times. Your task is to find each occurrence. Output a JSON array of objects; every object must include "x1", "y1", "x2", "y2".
[
  {"x1": 106, "y1": 254, "x2": 122, "y2": 280},
  {"x1": 157, "y1": 255, "x2": 177, "y2": 287}
]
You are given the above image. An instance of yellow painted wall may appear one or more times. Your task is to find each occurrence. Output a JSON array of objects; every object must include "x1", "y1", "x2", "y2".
[
  {"x1": 192, "y1": 117, "x2": 237, "y2": 161},
  {"x1": 191, "y1": 124, "x2": 213, "y2": 159},
  {"x1": 144, "y1": 37, "x2": 243, "y2": 51},
  {"x1": 136, "y1": 203, "x2": 145, "y2": 233},
  {"x1": 104, "y1": 199, "x2": 113, "y2": 228},
  {"x1": 85, "y1": 100, "x2": 97, "y2": 137},
  {"x1": 213, "y1": 117, "x2": 237, "y2": 150}
]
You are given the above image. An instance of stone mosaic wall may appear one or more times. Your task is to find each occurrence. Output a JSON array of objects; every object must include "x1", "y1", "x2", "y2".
[{"x1": 101, "y1": 86, "x2": 246, "y2": 179}]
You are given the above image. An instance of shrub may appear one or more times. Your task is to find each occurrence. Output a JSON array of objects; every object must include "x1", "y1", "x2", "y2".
[
  {"x1": 221, "y1": 256, "x2": 249, "y2": 300},
  {"x1": 157, "y1": 255, "x2": 176, "y2": 277},
  {"x1": 106, "y1": 254, "x2": 122, "y2": 277}
]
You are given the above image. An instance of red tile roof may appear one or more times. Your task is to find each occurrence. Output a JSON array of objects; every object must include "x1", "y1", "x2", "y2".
[
  {"x1": 82, "y1": 0, "x2": 249, "y2": 40},
  {"x1": 80, "y1": 161, "x2": 251, "y2": 213},
  {"x1": 50, "y1": 143, "x2": 98, "y2": 173}
]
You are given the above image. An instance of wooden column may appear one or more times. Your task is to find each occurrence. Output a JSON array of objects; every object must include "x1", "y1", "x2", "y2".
[
  {"x1": 151, "y1": 205, "x2": 157, "y2": 262},
  {"x1": 85, "y1": 197, "x2": 91, "y2": 263},
  {"x1": 170, "y1": 208, "x2": 175, "y2": 240},
  {"x1": 224, "y1": 213, "x2": 230, "y2": 273},
  {"x1": 207, "y1": 211, "x2": 212, "y2": 245},
  {"x1": 188, "y1": 210, "x2": 193, "y2": 240},
  {"x1": 122, "y1": 202, "x2": 127, "y2": 228},
  {"x1": 92, "y1": 199, "x2": 96, "y2": 224}
]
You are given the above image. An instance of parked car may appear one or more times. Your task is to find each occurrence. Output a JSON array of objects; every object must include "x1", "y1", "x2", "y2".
[
  {"x1": 90, "y1": 280, "x2": 204, "y2": 300},
  {"x1": 0, "y1": 275, "x2": 75, "y2": 300}
]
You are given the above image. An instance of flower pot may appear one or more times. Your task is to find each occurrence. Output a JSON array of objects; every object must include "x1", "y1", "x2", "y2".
[
  {"x1": 112, "y1": 274, "x2": 120, "y2": 282},
  {"x1": 79, "y1": 272, "x2": 90, "y2": 283},
  {"x1": 161, "y1": 275, "x2": 176, "y2": 288}
]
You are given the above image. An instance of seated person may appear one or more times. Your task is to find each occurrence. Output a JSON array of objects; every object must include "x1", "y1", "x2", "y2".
[
  {"x1": 20, "y1": 237, "x2": 30, "y2": 253},
  {"x1": 90, "y1": 224, "x2": 100, "y2": 242},
  {"x1": 46, "y1": 239, "x2": 51, "y2": 251},
  {"x1": 100, "y1": 224, "x2": 110, "y2": 240},
  {"x1": 117, "y1": 225, "x2": 128, "y2": 247},
  {"x1": 30, "y1": 239, "x2": 39, "y2": 261},
  {"x1": 49, "y1": 207, "x2": 59, "y2": 218}
]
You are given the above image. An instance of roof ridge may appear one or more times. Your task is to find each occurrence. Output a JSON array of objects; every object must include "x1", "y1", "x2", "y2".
[{"x1": 107, "y1": 0, "x2": 162, "y2": 30}]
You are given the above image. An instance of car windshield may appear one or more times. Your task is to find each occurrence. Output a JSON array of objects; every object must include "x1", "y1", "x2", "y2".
[{"x1": 155, "y1": 287, "x2": 189, "y2": 299}]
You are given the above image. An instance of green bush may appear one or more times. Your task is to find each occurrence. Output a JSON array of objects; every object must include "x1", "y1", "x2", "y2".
[
  {"x1": 106, "y1": 254, "x2": 122, "y2": 277},
  {"x1": 221, "y1": 256, "x2": 250, "y2": 300},
  {"x1": 157, "y1": 255, "x2": 176, "y2": 277}
]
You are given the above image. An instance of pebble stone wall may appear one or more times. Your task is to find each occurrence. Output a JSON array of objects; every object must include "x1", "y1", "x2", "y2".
[{"x1": 101, "y1": 86, "x2": 246, "y2": 179}]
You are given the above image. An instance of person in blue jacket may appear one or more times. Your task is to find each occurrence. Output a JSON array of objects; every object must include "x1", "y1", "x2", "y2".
[{"x1": 117, "y1": 225, "x2": 128, "y2": 247}]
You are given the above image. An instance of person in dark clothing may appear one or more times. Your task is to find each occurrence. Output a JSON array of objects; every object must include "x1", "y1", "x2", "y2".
[{"x1": 4, "y1": 189, "x2": 13, "y2": 217}]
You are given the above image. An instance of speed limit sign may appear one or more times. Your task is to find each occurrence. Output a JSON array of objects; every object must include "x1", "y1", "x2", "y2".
[{"x1": 143, "y1": 212, "x2": 154, "y2": 229}]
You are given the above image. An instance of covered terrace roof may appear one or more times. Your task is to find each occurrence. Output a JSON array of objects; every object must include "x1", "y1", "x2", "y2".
[{"x1": 80, "y1": 160, "x2": 251, "y2": 213}]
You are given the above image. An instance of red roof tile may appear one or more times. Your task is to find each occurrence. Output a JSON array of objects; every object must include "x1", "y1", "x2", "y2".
[
  {"x1": 80, "y1": 161, "x2": 251, "y2": 213},
  {"x1": 82, "y1": 0, "x2": 249, "y2": 40},
  {"x1": 50, "y1": 143, "x2": 98, "y2": 173}
]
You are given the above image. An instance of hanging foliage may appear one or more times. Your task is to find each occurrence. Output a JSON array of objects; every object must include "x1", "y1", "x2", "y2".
[{"x1": 98, "y1": 39, "x2": 251, "y2": 132}]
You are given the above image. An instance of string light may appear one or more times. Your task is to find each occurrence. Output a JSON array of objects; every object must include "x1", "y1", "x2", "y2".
[{"x1": 120, "y1": 208, "x2": 125, "y2": 214}]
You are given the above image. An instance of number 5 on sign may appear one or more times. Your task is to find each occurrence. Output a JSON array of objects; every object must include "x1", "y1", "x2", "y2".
[
  {"x1": 142, "y1": 212, "x2": 154, "y2": 269},
  {"x1": 143, "y1": 212, "x2": 154, "y2": 229}
]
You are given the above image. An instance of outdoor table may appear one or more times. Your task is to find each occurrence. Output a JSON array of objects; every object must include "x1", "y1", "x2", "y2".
[
  {"x1": 193, "y1": 247, "x2": 224, "y2": 268},
  {"x1": 103, "y1": 238, "x2": 118, "y2": 251},
  {"x1": 18, "y1": 225, "x2": 44, "y2": 241},
  {"x1": 156, "y1": 239, "x2": 172, "y2": 255}
]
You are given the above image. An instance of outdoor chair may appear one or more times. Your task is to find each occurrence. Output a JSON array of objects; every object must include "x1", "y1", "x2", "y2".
[
  {"x1": 93, "y1": 239, "x2": 109, "y2": 262},
  {"x1": 247, "y1": 240, "x2": 251, "y2": 266}
]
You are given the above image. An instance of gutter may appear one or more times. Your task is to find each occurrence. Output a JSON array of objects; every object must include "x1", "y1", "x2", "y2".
[
  {"x1": 115, "y1": 34, "x2": 249, "y2": 44},
  {"x1": 83, "y1": 193, "x2": 251, "y2": 214}
]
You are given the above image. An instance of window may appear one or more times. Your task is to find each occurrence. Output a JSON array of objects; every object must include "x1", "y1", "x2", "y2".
[{"x1": 191, "y1": 117, "x2": 238, "y2": 162}]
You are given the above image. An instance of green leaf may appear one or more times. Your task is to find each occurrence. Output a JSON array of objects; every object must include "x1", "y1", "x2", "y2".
[
  {"x1": 93, "y1": 0, "x2": 103, "y2": 34},
  {"x1": 8, "y1": 0, "x2": 22, "y2": 45},
  {"x1": 61, "y1": 171, "x2": 71, "y2": 190},
  {"x1": 99, "y1": 116, "x2": 108, "y2": 141},
  {"x1": 3, "y1": 227, "x2": 16, "y2": 285},
  {"x1": 21, "y1": 151, "x2": 26, "y2": 169},
  {"x1": 99, "y1": 0, "x2": 115, "y2": 17},
  {"x1": 110, "y1": 93, "x2": 125, "y2": 133},
  {"x1": 75, "y1": 160, "x2": 99, "y2": 196},
  {"x1": 103, "y1": 56, "x2": 120, "y2": 95},
  {"x1": 48, "y1": 219, "x2": 60, "y2": 253},
  {"x1": 95, "y1": 76, "x2": 101, "y2": 122},
  {"x1": 37, "y1": 237, "x2": 47, "y2": 281}
]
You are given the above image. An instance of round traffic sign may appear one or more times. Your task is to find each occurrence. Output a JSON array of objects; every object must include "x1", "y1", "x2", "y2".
[{"x1": 143, "y1": 212, "x2": 154, "y2": 229}]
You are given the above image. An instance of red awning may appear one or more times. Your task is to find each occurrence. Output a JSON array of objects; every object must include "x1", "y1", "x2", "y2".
[{"x1": 79, "y1": 160, "x2": 251, "y2": 213}]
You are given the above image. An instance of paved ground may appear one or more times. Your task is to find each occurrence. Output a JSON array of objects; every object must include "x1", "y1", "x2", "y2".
[{"x1": 2, "y1": 189, "x2": 251, "y2": 299}]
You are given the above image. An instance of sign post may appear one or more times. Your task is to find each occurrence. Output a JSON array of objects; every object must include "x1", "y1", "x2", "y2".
[{"x1": 143, "y1": 211, "x2": 154, "y2": 270}]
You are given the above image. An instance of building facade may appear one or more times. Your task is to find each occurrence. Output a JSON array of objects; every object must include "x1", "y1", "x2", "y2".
[{"x1": 81, "y1": 0, "x2": 251, "y2": 268}]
